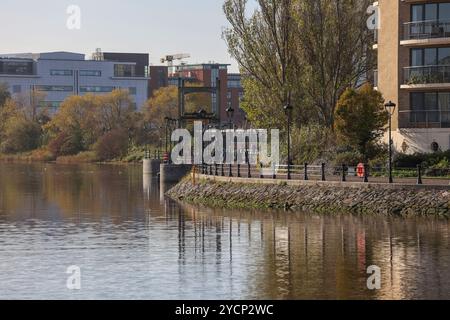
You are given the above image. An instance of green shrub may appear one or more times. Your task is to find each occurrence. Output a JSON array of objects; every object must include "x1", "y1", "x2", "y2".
[
  {"x1": 332, "y1": 151, "x2": 364, "y2": 166},
  {"x1": 0, "y1": 117, "x2": 41, "y2": 154}
]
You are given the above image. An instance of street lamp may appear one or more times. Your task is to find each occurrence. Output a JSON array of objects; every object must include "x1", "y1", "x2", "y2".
[
  {"x1": 284, "y1": 104, "x2": 293, "y2": 180},
  {"x1": 385, "y1": 101, "x2": 396, "y2": 184}
]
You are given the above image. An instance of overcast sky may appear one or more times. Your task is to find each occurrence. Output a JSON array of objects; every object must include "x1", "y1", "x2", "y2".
[{"x1": 0, "y1": 0, "x2": 256, "y2": 72}]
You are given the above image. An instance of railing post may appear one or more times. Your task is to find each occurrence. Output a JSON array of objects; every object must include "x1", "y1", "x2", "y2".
[
  {"x1": 272, "y1": 164, "x2": 277, "y2": 180},
  {"x1": 304, "y1": 163, "x2": 309, "y2": 181},
  {"x1": 221, "y1": 163, "x2": 225, "y2": 177},
  {"x1": 248, "y1": 163, "x2": 251, "y2": 178},
  {"x1": 364, "y1": 164, "x2": 369, "y2": 183},
  {"x1": 417, "y1": 164, "x2": 423, "y2": 185},
  {"x1": 321, "y1": 163, "x2": 326, "y2": 181},
  {"x1": 215, "y1": 163, "x2": 218, "y2": 176},
  {"x1": 209, "y1": 164, "x2": 213, "y2": 176},
  {"x1": 229, "y1": 164, "x2": 233, "y2": 177},
  {"x1": 237, "y1": 164, "x2": 241, "y2": 178},
  {"x1": 260, "y1": 163, "x2": 264, "y2": 179},
  {"x1": 342, "y1": 164, "x2": 347, "y2": 182}
]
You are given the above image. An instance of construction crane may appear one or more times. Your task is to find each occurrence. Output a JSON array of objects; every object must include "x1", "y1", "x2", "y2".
[{"x1": 161, "y1": 53, "x2": 191, "y2": 69}]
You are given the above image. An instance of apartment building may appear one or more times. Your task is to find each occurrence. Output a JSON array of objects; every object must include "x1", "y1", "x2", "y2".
[
  {"x1": 0, "y1": 51, "x2": 149, "y2": 113},
  {"x1": 376, "y1": 0, "x2": 450, "y2": 153}
]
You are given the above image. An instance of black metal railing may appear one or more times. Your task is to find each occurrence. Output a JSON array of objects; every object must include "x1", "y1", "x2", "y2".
[
  {"x1": 403, "y1": 20, "x2": 450, "y2": 40},
  {"x1": 197, "y1": 163, "x2": 450, "y2": 186},
  {"x1": 404, "y1": 65, "x2": 450, "y2": 85}
]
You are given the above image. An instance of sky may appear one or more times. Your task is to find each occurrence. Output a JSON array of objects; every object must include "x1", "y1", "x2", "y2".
[{"x1": 0, "y1": 0, "x2": 252, "y2": 72}]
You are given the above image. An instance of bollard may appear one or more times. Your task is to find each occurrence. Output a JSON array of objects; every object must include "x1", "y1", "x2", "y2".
[
  {"x1": 342, "y1": 164, "x2": 347, "y2": 182},
  {"x1": 417, "y1": 164, "x2": 423, "y2": 185},
  {"x1": 321, "y1": 163, "x2": 326, "y2": 181},
  {"x1": 364, "y1": 164, "x2": 369, "y2": 183},
  {"x1": 304, "y1": 163, "x2": 309, "y2": 181}
]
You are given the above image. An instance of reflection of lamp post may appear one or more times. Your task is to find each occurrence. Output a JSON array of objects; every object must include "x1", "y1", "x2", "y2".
[
  {"x1": 284, "y1": 104, "x2": 293, "y2": 180},
  {"x1": 385, "y1": 101, "x2": 396, "y2": 184}
]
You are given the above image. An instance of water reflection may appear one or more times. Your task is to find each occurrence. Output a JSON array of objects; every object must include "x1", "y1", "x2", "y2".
[{"x1": 0, "y1": 163, "x2": 449, "y2": 299}]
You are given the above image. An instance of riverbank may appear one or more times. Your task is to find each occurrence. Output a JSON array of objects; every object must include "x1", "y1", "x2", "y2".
[{"x1": 166, "y1": 175, "x2": 450, "y2": 217}]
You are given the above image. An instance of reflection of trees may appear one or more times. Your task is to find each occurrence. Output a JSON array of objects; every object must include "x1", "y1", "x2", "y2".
[
  {"x1": 169, "y1": 201, "x2": 450, "y2": 300},
  {"x1": 0, "y1": 163, "x2": 145, "y2": 224}
]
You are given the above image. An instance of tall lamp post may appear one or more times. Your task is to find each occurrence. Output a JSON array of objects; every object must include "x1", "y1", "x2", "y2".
[
  {"x1": 385, "y1": 101, "x2": 396, "y2": 184},
  {"x1": 284, "y1": 104, "x2": 293, "y2": 180},
  {"x1": 226, "y1": 106, "x2": 235, "y2": 129}
]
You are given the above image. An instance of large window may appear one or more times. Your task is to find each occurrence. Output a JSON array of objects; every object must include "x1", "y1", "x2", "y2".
[
  {"x1": 35, "y1": 85, "x2": 73, "y2": 92},
  {"x1": 114, "y1": 64, "x2": 135, "y2": 77},
  {"x1": 410, "y1": 92, "x2": 450, "y2": 123},
  {"x1": 80, "y1": 70, "x2": 101, "y2": 77},
  {"x1": 0, "y1": 61, "x2": 34, "y2": 75},
  {"x1": 411, "y1": 47, "x2": 450, "y2": 66},
  {"x1": 50, "y1": 69, "x2": 73, "y2": 76},
  {"x1": 80, "y1": 86, "x2": 114, "y2": 93},
  {"x1": 412, "y1": 3, "x2": 450, "y2": 22}
]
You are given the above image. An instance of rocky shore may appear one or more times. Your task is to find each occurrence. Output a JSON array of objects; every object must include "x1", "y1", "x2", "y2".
[{"x1": 166, "y1": 176, "x2": 450, "y2": 217}]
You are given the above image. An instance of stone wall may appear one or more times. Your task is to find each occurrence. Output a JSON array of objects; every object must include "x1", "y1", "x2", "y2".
[{"x1": 166, "y1": 176, "x2": 450, "y2": 217}]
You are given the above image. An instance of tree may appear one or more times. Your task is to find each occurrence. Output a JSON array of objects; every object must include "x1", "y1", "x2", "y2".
[
  {"x1": 223, "y1": 0, "x2": 299, "y2": 129},
  {"x1": 334, "y1": 83, "x2": 388, "y2": 158},
  {"x1": 45, "y1": 94, "x2": 99, "y2": 153},
  {"x1": 296, "y1": 0, "x2": 375, "y2": 126},
  {"x1": 0, "y1": 82, "x2": 11, "y2": 107},
  {"x1": 223, "y1": 0, "x2": 374, "y2": 128},
  {"x1": 0, "y1": 115, "x2": 41, "y2": 154}
]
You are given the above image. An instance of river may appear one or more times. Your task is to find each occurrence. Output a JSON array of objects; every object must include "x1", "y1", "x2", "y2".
[{"x1": 0, "y1": 163, "x2": 449, "y2": 299}]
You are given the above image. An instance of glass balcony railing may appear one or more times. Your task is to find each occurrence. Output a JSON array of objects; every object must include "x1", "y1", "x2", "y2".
[
  {"x1": 399, "y1": 110, "x2": 450, "y2": 128},
  {"x1": 403, "y1": 20, "x2": 450, "y2": 40},
  {"x1": 403, "y1": 65, "x2": 450, "y2": 85}
]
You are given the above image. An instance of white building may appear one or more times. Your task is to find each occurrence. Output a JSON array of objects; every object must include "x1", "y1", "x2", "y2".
[{"x1": 0, "y1": 51, "x2": 149, "y2": 113}]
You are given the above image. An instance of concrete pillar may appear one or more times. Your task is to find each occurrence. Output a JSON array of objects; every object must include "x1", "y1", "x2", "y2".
[
  {"x1": 160, "y1": 164, "x2": 192, "y2": 184},
  {"x1": 143, "y1": 159, "x2": 161, "y2": 176}
]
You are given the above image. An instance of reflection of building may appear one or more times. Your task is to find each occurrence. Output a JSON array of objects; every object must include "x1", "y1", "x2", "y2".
[
  {"x1": 375, "y1": 1, "x2": 450, "y2": 153},
  {"x1": 0, "y1": 51, "x2": 149, "y2": 113}
]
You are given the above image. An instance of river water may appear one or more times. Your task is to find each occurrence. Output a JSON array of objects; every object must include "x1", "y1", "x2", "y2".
[{"x1": 0, "y1": 163, "x2": 449, "y2": 300}]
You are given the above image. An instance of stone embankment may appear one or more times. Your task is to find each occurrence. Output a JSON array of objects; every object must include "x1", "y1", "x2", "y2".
[{"x1": 166, "y1": 175, "x2": 450, "y2": 217}]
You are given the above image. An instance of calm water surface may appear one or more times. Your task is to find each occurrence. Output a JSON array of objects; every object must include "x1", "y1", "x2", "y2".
[{"x1": 0, "y1": 163, "x2": 449, "y2": 300}]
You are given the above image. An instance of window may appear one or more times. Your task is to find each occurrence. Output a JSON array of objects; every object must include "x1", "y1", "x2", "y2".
[
  {"x1": 0, "y1": 61, "x2": 33, "y2": 75},
  {"x1": 410, "y1": 47, "x2": 450, "y2": 66},
  {"x1": 410, "y1": 92, "x2": 450, "y2": 122},
  {"x1": 12, "y1": 85, "x2": 21, "y2": 93},
  {"x1": 80, "y1": 70, "x2": 101, "y2": 77},
  {"x1": 50, "y1": 69, "x2": 73, "y2": 76},
  {"x1": 412, "y1": 3, "x2": 450, "y2": 22},
  {"x1": 114, "y1": 64, "x2": 135, "y2": 77},
  {"x1": 80, "y1": 86, "x2": 114, "y2": 93},
  {"x1": 39, "y1": 101, "x2": 62, "y2": 109},
  {"x1": 128, "y1": 87, "x2": 137, "y2": 95},
  {"x1": 35, "y1": 85, "x2": 73, "y2": 92}
]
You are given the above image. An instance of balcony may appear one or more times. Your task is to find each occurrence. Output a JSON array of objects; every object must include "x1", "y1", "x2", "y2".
[
  {"x1": 402, "y1": 20, "x2": 450, "y2": 46},
  {"x1": 399, "y1": 110, "x2": 450, "y2": 129},
  {"x1": 402, "y1": 65, "x2": 450, "y2": 89}
]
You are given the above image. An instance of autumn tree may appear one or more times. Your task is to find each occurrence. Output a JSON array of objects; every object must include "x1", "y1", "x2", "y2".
[
  {"x1": 0, "y1": 82, "x2": 11, "y2": 107},
  {"x1": 334, "y1": 83, "x2": 388, "y2": 158}
]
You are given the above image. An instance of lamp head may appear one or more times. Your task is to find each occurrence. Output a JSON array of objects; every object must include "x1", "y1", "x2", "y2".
[{"x1": 384, "y1": 101, "x2": 396, "y2": 115}]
